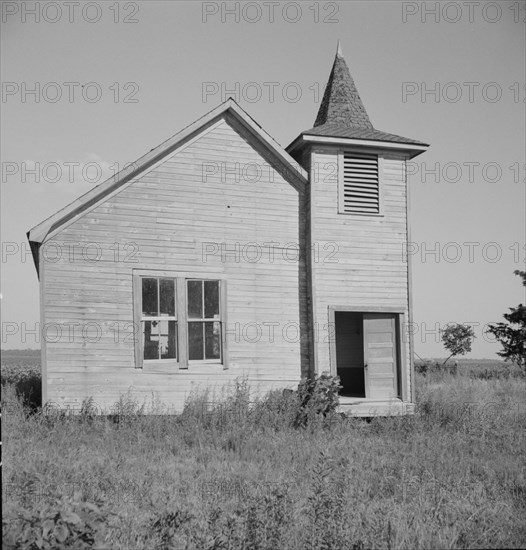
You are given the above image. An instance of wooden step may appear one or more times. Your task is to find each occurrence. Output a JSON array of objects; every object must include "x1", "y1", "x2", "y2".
[{"x1": 338, "y1": 398, "x2": 414, "y2": 417}]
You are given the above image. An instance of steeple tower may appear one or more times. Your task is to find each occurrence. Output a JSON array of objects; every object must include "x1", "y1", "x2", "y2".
[
  {"x1": 288, "y1": 42, "x2": 428, "y2": 152},
  {"x1": 313, "y1": 41, "x2": 373, "y2": 130}
]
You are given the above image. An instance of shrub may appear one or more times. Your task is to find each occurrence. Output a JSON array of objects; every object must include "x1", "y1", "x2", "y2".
[
  {"x1": 295, "y1": 373, "x2": 342, "y2": 428},
  {"x1": 1, "y1": 363, "x2": 41, "y2": 411},
  {"x1": 2, "y1": 495, "x2": 116, "y2": 549}
]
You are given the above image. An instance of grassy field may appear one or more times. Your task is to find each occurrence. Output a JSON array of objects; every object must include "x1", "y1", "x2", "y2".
[{"x1": 2, "y1": 356, "x2": 525, "y2": 549}]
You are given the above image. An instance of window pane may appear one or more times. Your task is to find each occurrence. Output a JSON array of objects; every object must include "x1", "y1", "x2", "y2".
[
  {"x1": 143, "y1": 320, "x2": 159, "y2": 360},
  {"x1": 159, "y1": 278, "x2": 176, "y2": 317},
  {"x1": 142, "y1": 278, "x2": 158, "y2": 317},
  {"x1": 159, "y1": 320, "x2": 177, "y2": 360},
  {"x1": 188, "y1": 322, "x2": 204, "y2": 360},
  {"x1": 204, "y1": 281, "x2": 220, "y2": 319},
  {"x1": 187, "y1": 280, "x2": 203, "y2": 319},
  {"x1": 205, "y1": 322, "x2": 221, "y2": 360}
]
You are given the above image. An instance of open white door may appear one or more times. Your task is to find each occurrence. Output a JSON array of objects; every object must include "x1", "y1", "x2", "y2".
[{"x1": 363, "y1": 313, "x2": 399, "y2": 399}]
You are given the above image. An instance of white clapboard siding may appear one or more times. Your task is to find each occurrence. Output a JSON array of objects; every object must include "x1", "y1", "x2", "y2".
[
  {"x1": 310, "y1": 147, "x2": 412, "y2": 400},
  {"x1": 41, "y1": 117, "x2": 305, "y2": 412}
]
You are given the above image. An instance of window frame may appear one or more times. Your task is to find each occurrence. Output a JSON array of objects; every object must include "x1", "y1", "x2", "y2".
[
  {"x1": 133, "y1": 271, "x2": 227, "y2": 371},
  {"x1": 140, "y1": 276, "x2": 178, "y2": 363},
  {"x1": 186, "y1": 279, "x2": 223, "y2": 364},
  {"x1": 337, "y1": 149, "x2": 385, "y2": 217}
]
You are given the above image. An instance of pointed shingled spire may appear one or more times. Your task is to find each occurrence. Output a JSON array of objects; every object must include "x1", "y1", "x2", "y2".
[
  {"x1": 290, "y1": 42, "x2": 428, "y2": 148},
  {"x1": 314, "y1": 43, "x2": 373, "y2": 129}
]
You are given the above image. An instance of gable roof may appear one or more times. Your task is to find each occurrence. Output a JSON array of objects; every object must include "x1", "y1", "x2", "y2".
[
  {"x1": 288, "y1": 43, "x2": 428, "y2": 153},
  {"x1": 27, "y1": 99, "x2": 308, "y2": 255}
]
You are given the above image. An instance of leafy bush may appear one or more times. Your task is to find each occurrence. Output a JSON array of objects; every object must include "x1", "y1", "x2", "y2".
[
  {"x1": 2, "y1": 495, "x2": 116, "y2": 549},
  {"x1": 295, "y1": 373, "x2": 342, "y2": 427},
  {"x1": 1, "y1": 362, "x2": 41, "y2": 411}
]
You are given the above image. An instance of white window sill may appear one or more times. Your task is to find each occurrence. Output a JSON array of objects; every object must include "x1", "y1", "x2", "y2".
[{"x1": 141, "y1": 361, "x2": 226, "y2": 373}]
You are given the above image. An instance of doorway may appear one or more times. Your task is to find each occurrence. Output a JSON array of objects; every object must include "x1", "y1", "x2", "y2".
[
  {"x1": 334, "y1": 311, "x2": 400, "y2": 399},
  {"x1": 335, "y1": 312, "x2": 365, "y2": 397}
]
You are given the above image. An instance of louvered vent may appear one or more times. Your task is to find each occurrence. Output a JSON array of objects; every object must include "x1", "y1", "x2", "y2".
[{"x1": 341, "y1": 153, "x2": 379, "y2": 214}]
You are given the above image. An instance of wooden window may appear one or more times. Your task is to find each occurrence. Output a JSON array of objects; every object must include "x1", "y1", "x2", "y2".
[
  {"x1": 339, "y1": 152, "x2": 380, "y2": 214},
  {"x1": 141, "y1": 277, "x2": 177, "y2": 362},
  {"x1": 187, "y1": 280, "x2": 222, "y2": 362},
  {"x1": 133, "y1": 272, "x2": 227, "y2": 370}
]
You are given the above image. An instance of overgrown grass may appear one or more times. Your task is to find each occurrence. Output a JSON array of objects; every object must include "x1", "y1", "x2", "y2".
[{"x1": 2, "y1": 360, "x2": 526, "y2": 549}]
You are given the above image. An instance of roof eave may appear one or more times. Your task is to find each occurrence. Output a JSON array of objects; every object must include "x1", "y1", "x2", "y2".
[
  {"x1": 286, "y1": 134, "x2": 429, "y2": 159},
  {"x1": 26, "y1": 232, "x2": 40, "y2": 277}
]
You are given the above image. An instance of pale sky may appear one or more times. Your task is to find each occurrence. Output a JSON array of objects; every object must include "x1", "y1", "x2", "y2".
[{"x1": 1, "y1": 1, "x2": 525, "y2": 357}]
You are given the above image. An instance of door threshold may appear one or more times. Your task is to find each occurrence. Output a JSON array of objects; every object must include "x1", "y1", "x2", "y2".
[
  {"x1": 339, "y1": 396, "x2": 402, "y2": 403},
  {"x1": 338, "y1": 397, "x2": 412, "y2": 417}
]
